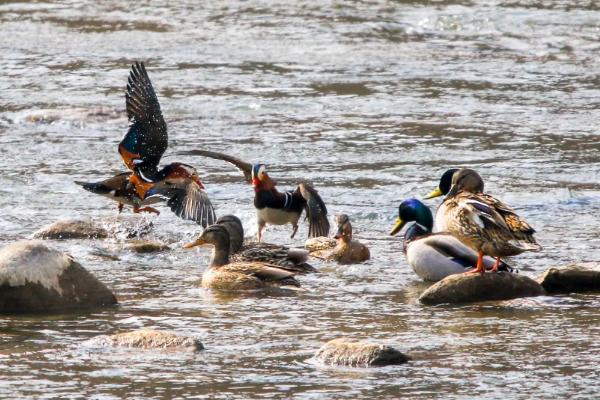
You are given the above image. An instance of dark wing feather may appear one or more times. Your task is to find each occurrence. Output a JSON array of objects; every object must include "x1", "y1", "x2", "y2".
[
  {"x1": 120, "y1": 62, "x2": 168, "y2": 174},
  {"x1": 165, "y1": 182, "x2": 216, "y2": 228},
  {"x1": 478, "y1": 193, "x2": 537, "y2": 235},
  {"x1": 178, "y1": 149, "x2": 253, "y2": 183},
  {"x1": 297, "y1": 182, "x2": 329, "y2": 238}
]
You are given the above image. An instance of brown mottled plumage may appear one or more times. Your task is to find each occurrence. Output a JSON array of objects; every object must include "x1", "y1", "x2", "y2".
[
  {"x1": 437, "y1": 169, "x2": 540, "y2": 272},
  {"x1": 184, "y1": 224, "x2": 301, "y2": 291},
  {"x1": 310, "y1": 214, "x2": 370, "y2": 264}
]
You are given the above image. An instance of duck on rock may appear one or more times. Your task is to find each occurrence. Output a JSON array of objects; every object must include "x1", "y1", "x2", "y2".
[
  {"x1": 390, "y1": 199, "x2": 513, "y2": 281},
  {"x1": 423, "y1": 169, "x2": 541, "y2": 274},
  {"x1": 184, "y1": 225, "x2": 303, "y2": 291}
]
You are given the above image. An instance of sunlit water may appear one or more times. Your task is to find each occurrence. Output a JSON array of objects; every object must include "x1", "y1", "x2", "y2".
[{"x1": 1, "y1": 1, "x2": 600, "y2": 398}]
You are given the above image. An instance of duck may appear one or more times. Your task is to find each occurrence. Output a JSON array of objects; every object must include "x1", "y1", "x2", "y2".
[
  {"x1": 424, "y1": 168, "x2": 541, "y2": 273},
  {"x1": 181, "y1": 149, "x2": 329, "y2": 241},
  {"x1": 215, "y1": 214, "x2": 316, "y2": 273},
  {"x1": 309, "y1": 214, "x2": 370, "y2": 264},
  {"x1": 75, "y1": 172, "x2": 160, "y2": 214},
  {"x1": 183, "y1": 224, "x2": 302, "y2": 291},
  {"x1": 77, "y1": 62, "x2": 216, "y2": 227},
  {"x1": 390, "y1": 198, "x2": 513, "y2": 281}
]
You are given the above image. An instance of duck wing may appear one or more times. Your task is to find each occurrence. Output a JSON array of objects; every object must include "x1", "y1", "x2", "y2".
[
  {"x1": 146, "y1": 180, "x2": 216, "y2": 227},
  {"x1": 297, "y1": 182, "x2": 330, "y2": 238},
  {"x1": 222, "y1": 262, "x2": 300, "y2": 286},
  {"x1": 119, "y1": 62, "x2": 168, "y2": 178},
  {"x1": 179, "y1": 149, "x2": 252, "y2": 183}
]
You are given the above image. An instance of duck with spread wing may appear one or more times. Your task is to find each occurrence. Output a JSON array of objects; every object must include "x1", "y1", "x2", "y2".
[
  {"x1": 76, "y1": 62, "x2": 216, "y2": 227},
  {"x1": 182, "y1": 150, "x2": 329, "y2": 241}
]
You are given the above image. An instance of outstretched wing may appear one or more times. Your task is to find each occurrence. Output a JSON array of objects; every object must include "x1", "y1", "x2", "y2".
[
  {"x1": 297, "y1": 182, "x2": 330, "y2": 238},
  {"x1": 165, "y1": 183, "x2": 216, "y2": 228},
  {"x1": 146, "y1": 180, "x2": 216, "y2": 227},
  {"x1": 178, "y1": 149, "x2": 252, "y2": 183},
  {"x1": 119, "y1": 62, "x2": 168, "y2": 177}
]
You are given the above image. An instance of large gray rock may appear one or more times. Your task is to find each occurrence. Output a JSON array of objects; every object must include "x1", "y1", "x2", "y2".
[
  {"x1": 537, "y1": 264, "x2": 600, "y2": 294},
  {"x1": 0, "y1": 240, "x2": 117, "y2": 313},
  {"x1": 419, "y1": 272, "x2": 545, "y2": 305},
  {"x1": 314, "y1": 338, "x2": 410, "y2": 367},
  {"x1": 33, "y1": 216, "x2": 152, "y2": 240},
  {"x1": 87, "y1": 329, "x2": 203, "y2": 352}
]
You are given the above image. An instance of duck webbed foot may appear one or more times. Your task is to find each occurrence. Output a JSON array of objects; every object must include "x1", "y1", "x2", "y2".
[
  {"x1": 465, "y1": 250, "x2": 486, "y2": 274},
  {"x1": 133, "y1": 205, "x2": 160, "y2": 215}
]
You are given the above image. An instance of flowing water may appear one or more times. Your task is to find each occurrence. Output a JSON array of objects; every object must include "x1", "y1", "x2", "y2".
[{"x1": 1, "y1": 0, "x2": 600, "y2": 398}]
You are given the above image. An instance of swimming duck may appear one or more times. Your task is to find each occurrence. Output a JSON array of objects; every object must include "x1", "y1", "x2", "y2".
[
  {"x1": 309, "y1": 214, "x2": 370, "y2": 264},
  {"x1": 183, "y1": 225, "x2": 301, "y2": 291},
  {"x1": 181, "y1": 150, "x2": 329, "y2": 241},
  {"x1": 75, "y1": 172, "x2": 160, "y2": 214},
  {"x1": 78, "y1": 62, "x2": 216, "y2": 226},
  {"x1": 390, "y1": 199, "x2": 512, "y2": 281},
  {"x1": 215, "y1": 215, "x2": 316, "y2": 273},
  {"x1": 425, "y1": 169, "x2": 541, "y2": 273}
]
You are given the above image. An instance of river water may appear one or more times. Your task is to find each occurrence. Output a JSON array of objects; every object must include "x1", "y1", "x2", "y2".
[{"x1": 1, "y1": 0, "x2": 599, "y2": 398}]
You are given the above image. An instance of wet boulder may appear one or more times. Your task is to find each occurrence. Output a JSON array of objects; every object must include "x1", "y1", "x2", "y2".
[
  {"x1": 419, "y1": 272, "x2": 545, "y2": 305},
  {"x1": 125, "y1": 240, "x2": 170, "y2": 254},
  {"x1": 537, "y1": 264, "x2": 600, "y2": 294},
  {"x1": 314, "y1": 338, "x2": 410, "y2": 367},
  {"x1": 0, "y1": 240, "x2": 117, "y2": 313},
  {"x1": 33, "y1": 215, "x2": 153, "y2": 240},
  {"x1": 87, "y1": 329, "x2": 203, "y2": 352}
]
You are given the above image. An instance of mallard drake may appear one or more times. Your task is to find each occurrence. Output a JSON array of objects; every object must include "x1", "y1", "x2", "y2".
[
  {"x1": 390, "y1": 199, "x2": 512, "y2": 281},
  {"x1": 309, "y1": 214, "x2": 370, "y2": 264},
  {"x1": 75, "y1": 172, "x2": 160, "y2": 214},
  {"x1": 215, "y1": 215, "x2": 316, "y2": 273},
  {"x1": 424, "y1": 169, "x2": 541, "y2": 273},
  {"x1": 183, "y1": 225, "x2": 301, "y2": 291},
  {"x1": 78, "y1": 62, "x2": 216, "y2": 226},
  {"x1": 181, "y1": 150, "x2": 329, "y2": 241}
]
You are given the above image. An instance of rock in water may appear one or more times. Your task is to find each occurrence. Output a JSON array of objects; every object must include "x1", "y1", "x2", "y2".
[
  {"x1": 88, "y1": 329, "x2": 203, "y2": 352},
  {"x1": 314, "y1": 338, "x2": 410, "y2": 367},
  {"x1": 419, "y1": 272, "x2": 545, "y2": 305},
  {"x1": 125, "y1": 240, "x2": 170, "y2": 253},
  {"x1": 0, "y1": 240, "x2": 117, "y2": 313},
  {"x1": 32, "y1": 219, "x2": 108, "y2": 239},
  {"x1": 537, "y1": 264, "x2": 600, "y2": 294},
  {"x1": 32, "y1": 216, "x2": 153, "y2": 240}
]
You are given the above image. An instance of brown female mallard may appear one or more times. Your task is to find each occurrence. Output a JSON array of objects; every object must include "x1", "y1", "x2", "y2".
[
  {"x1": 184, "y1": 224, "x2": 302, "y2": 291},
  {"x1": 310, "y1": 214, "x2": 370, "y2": 264},
  {"x1": 426, "y1": 168, "x2": 541, "y2": 273}
]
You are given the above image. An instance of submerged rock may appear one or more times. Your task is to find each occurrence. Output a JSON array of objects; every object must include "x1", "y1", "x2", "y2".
[
  {"x1": 0, "y1": 240, "x2": 117, "y2": 313},
  {"x1": 314, "y1": 338, "x2": 410, "y2": 367},
  {"x1": 537, "y1": 264, "x2": 600, "y2": 294},
  {"x1": 33, "y1": 216, "x2": 153, "y2": 240},
  {"x1": 88, "y1": 329, "x2": 203, "y2": 352},
  {"x1": 419, "y1": 272, "x2": 545, "y2": 305},
  {"x1": 125, "y1": 240, "x2": 170, "y2": 253}
]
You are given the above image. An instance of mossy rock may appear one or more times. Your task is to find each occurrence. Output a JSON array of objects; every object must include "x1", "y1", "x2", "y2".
[
  {"x1": 87, "y1": 329, "x2": 203, "y2": 352},
  {"x1": 315, "y1": 338, "x2": 410, "y2": 367}
]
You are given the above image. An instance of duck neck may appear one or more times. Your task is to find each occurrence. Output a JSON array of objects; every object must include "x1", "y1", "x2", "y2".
[{"x1": 209, "y1": 241, "x2": 230, "y2": 267}]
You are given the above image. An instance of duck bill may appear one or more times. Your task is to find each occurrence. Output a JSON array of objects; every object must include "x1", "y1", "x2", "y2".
[
  {"x1": 333, "y1": 226, "x2": 344, "y2": 239},
  {"x1": 423, "y1": 186, "x2": 443, "y2": 199},
  {"x1": 183, "y1": 238, "x2": 206, "y2": 249},
  {"x1": 390, "y1": 218, "x2": 407, "y2": 236}
]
